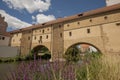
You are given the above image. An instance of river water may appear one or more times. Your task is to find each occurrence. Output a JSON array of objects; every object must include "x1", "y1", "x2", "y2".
[{"x1": 0, "y1": 63, "x2": 18, "y2": 80}]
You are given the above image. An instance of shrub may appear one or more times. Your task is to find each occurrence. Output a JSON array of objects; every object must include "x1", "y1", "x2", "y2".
[
  {"x1": 41, "y1": 54, "x2": 51, "y2": 60},
  {"x1": 76, "y1": 54, "x2": 120, "y2": 80},
  {"x1": 64, "y1": 46, "x2": 80, "y2": 63},
  {"x1": 0, "y1": 58, "x2": 2, "y2": 62}
]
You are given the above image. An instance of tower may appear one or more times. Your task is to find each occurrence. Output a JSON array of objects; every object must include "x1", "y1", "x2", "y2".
[
  {"x1": 0, "y1": 14, "x2": 8, "y2": 34},
  {"x1": 106, "y1": 0, "x2": 120, "y2": 6}
]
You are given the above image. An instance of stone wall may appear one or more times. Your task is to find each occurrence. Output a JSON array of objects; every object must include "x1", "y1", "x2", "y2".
[
  {"x1": 0, "y1": 46, "x2": 18, "y2": 57},
  {"x1": 31, "y1": 26, "x2": 52, "y2": 53},
  {"x1": 20, "y1": 30, "x2": 32, "y2": 55},
  {"x1": 52, "y1": 24, "x2": 64, "y2": 60},
  {"x1": 9, "y1": 5, "x2": 120, "y2": 60},
  {"x1": 0, "y1": 35, "x2": 10, "y2": 46}
]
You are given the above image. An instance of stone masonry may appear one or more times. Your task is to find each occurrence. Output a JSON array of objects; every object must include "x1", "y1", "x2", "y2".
[{"x1": 9, "y1": 4, "x2": 120, "y2": 61}]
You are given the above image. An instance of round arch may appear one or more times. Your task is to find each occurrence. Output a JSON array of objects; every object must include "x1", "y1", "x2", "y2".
[
  {"x1": 65, "y1": 42, "x2": 102, "y2": 54},
  {"x1": 32, "y1": 45, "x2": 51, "y2": 60}
]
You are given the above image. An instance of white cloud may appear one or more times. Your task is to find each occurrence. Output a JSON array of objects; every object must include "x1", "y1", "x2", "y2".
[
  {"x1": 2, "y1": 0, "x2": 51, "y2": 13},
  {"x1": 36, "y1": 14, "x2": 56, "y2": 23},
  {"x1": 0, "y1": 9, "x2": 31, "y2": 30},
  {"x1": 32, "y1": 16, "x2": 36, "y2": 20},
  {"x1": 106, "y1": 0, "x2": 120, "y2": 6}
]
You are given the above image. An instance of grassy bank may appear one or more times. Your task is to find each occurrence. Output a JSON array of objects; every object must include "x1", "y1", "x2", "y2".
[
  {"x1": 0, "y1": 56, "x2": 31, "y2": 63},
  {"x1": 5, "y1": 53, "x2": 120, "y2": 80},
  {"x1": 76, "y1": 54, "x2": 120, "y2": 80}
]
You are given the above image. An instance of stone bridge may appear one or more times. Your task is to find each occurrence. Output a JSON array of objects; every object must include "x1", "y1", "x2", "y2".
[{"x1": 10, "y1": 4, "x2": 120, "y2": 61}]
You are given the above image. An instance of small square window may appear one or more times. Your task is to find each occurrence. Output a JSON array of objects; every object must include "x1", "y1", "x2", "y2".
[
  {"x1": 59, "y1": 25, "x2": 61, "y2": 28},
  {"x1": 78, "y1": 22, "x2": 80, "y2": 25},
  {"x1": 46, "y1": 35, "x2": 48, "y2": 39},
  {"x1": 78, "y1": 13, "x2": 83, "y2": 17},
  {"x1": 42, "y1": 29, "x2": 44, "y2": 33},
  {"x1": 67, "y1": 24, "x2": 69, "y2": 27},
  {"x1": 34, "y1": 36, "x2": 36, "y2": 40},
  {"x1": 40, "y1": 36, "x2": 42, "y2": 39},
  {"x1": 69, "y1": 32, "x2": 72, "y2": 36},
  {"x1": 42, "y1": 23, "x2": 46, "y2": 26},
  {"x1": 60, "y1": 33, "x2": 62, "y2": 37},
  {"x1": 89, "y1": 19, "x2": 92, "y2": 22},
  {"x1": 28, "y1": 37, "x2": 30, "y2": 40},
  {"x1": 2, "y1": 37, "x2": 5, "y2": 40},
  {"x1": 87, "y1": 29, "x2": 90, "y2": 33},
  {"x1": 116, "y1": 23, "x2": 120, "y2": 26},
  {"x1": 104, "y1": 16, "x2": 108, "y2": 19}
]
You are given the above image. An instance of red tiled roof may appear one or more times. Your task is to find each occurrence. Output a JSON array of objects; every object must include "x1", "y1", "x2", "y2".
[
  {"x1": 0, "y1": 32, "x2": 11, "y2": 37},
  {"x1": 9, "y1": 3, "x2": 120, "y2": 33}
]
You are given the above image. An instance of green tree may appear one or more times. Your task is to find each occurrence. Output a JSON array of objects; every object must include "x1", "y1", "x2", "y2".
[{"x1": 64, "y1": 46, "x2": 80, "y2": 63}]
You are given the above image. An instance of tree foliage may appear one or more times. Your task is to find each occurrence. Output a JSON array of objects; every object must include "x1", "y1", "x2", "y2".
[{"x1": 64, "y1": 46, "x2": 80, "y2": 63}]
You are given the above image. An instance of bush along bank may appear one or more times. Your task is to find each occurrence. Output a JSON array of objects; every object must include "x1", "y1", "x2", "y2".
[{"x1": 0, "y1": 53, "x2": 51, "y2": 63}]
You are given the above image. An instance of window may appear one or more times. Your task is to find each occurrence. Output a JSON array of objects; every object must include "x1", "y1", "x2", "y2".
[
  {"x1": 19, "y1": 39, "x2": 21, "y2": 41},
  {"x1": 67, "y1": 24, "x2": 69, "y2": 27},
  {"x1": 47, "y1": 28, "x2": 49, "y2": 31},
  {"x1": 42, "y1": 29, "x2": 44, "y2": 33},
  {"x1": 77, "y1": 22, "x2": 80, "y2": 25},
  {"x1": 46, "y1": 35, "x2": 48, "y2": 39},
  {"x1": 87, "y1": 29, "x2": 90, "y2": 33},
  {"x1": 40, "y1": 36, "x2": 42, "y2": 39},
  {"x1": 60, "y1": 33, "x2": 62, "y2": 37},
  {"x1": 78, "y1": 13, "x2": 83, "y2": 17},
  {"x1": 69, "y1": 32, "x2": 72, "y2": 36},
  {"x1": 116, "y1": 23, "x2": 120, "y2": 26},
  {"x1": 59, "y1": 25, "x2": 61, "y2": 28},
  {"x1": 34, "y1": 36, "x2": 36, "y2": 40},
  {"x1": 39, "y1": 30, "x2": 41, "y2": 32},
  {"x1": 89, "y1": 19, "x2": 92, "y2": 22},
  {"x1": 104, "y1": 16, "x2": 108, "y2": 20},
  {"x1": 39, "y1": 36, "x2": 42, "y2": 43},
  {"x1": 13, "y1": 39, "x2": 15, "y2": 42},
  {"x1": 2, "y1": 37, "x2": 5, "y2": 40},
  {"x1": 42, "y1": 23, "x2": 46, "y2": 26},
  {"x1": 28, "y1": 36, "x2": 30, "y2": 40}
]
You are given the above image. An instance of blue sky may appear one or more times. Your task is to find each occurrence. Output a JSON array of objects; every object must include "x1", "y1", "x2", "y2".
[{"x1": 0, "y1": 0, "x2": 106, "y2": 31}]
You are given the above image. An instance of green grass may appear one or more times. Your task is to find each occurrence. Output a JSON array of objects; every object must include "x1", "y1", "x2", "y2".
[
  {"x1": 76, "y1": 54, "x2": 120, "y2": 80},
  {"x1": 3, "y1": 53, "x2": 120, "y2": 80}
]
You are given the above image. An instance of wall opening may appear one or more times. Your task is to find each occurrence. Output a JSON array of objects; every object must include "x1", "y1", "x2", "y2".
[
  {"x1": 32, "y1": 45, "x2": 51, "y2": 60},
  {"x1": 64, "y1": 42, "x2": 101, "y2": 62}
]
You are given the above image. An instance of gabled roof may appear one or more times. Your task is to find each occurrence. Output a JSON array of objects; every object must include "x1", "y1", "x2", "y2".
[{"x1": 9, "y1": 3, "x2": 120, "y2": 33}]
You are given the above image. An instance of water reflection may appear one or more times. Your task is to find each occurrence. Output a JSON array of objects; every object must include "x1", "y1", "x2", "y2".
[{"x1": 0, "y1": 63, "x2": 18, "y2": 80}]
